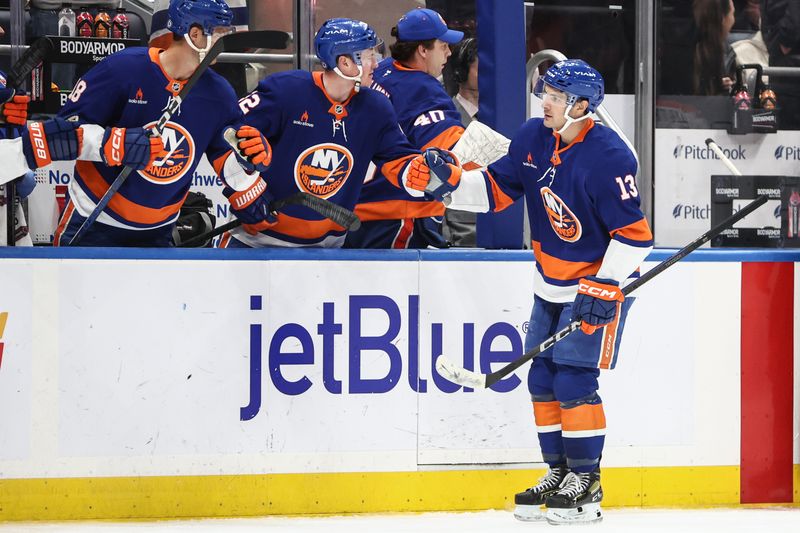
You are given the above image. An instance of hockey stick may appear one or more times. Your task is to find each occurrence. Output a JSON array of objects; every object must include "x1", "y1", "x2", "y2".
[
  {"x1": 67, "y1": 30, "x2": 290, "y2": 246},
  {"x1": 2, "y1": 37, "x2": 55, "y2": 244},
  {"x1": 178, "y1": 192, "x2": 361, "y2": 247},
  {"x1": 436, "y1": 194, "x2": 769, "y2": 389},
  {"x1": 705, "y1": 138, "x2": 743, "y2": 176}
]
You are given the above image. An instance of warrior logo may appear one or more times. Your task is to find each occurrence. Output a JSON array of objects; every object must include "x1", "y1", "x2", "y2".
[
  {"x1": 138, "y1": 121, "x2": 195, "y2": 185},
  {"x1": 294, "y1": 143, "x2": 353, "y2": 198},
  {"x1": 540, "y1": 186, "x2": 582, "y2": 242}
]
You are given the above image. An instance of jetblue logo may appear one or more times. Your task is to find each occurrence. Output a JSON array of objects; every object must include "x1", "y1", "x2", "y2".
[
  {"x1": 673, "y1": 204, "x2": 710, "y2": 219},
  {"x1": 774, "y1": 146, "x2": 800, "y2": 160},
  {"x1": 673, "y1": 144, "x2": 746, "y2": 160},
  {"x1": 241, "y1": 294, "x2": 524, "y2": 421}
]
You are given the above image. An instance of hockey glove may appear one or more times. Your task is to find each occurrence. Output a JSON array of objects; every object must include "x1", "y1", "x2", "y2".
[
  {"x1": 231, "y1": 125, "x2": 272, "y2": 173},
  {"x1": 1, "y1": 94, "x2": 30, "y2": 126},
  {"x1": 101, "y1": 127, "x2": 165, "y2": 170},
  {"x1": 571, "y1": 276, "x2": 624, "y2": 335},
  {"x1": 406, "y1": 147, "x2": 461, "y2": 201},
  {"x1": 223, "y1": 177, "x2": 277, "y2": 235},
  {"x1": 22, "y1": 117, "x2": 85, "y2": 169}
]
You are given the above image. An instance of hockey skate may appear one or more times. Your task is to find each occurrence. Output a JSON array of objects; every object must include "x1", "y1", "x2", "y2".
[
  {"x1": 545, "y1": 470, "x2": 603, "y2": 525},
  {"x1": 513, "y1": 464, "x2": 568, "y2": 521}
]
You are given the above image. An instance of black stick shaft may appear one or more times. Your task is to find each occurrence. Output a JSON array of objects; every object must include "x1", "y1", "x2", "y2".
[{"x1": 483, "y1": 195, "x2": 768, "y2": 388}]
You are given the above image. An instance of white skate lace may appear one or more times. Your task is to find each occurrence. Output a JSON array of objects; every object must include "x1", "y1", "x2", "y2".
[
  {"x1": 530, "y1": 466, "x2": 566, "y2": 494},
  {"x1": 556, "y1": 472, "x2": 590, "y2": 499}
]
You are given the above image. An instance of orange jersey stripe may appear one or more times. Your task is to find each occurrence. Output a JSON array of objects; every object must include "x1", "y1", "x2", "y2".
[
  {"x1": 53, "y1": 201, "x2": 76, "y2": 247},
  {"x1": 267, "y1": 212, "x2": 345, "y2": 240},
  {"x1": 561, "y1": 403, "x2": 606, "y2": 432},
  {"x1": 421, "y1": 125, "x2": 465, "y2": 152},
  {"x1": 532, "y1": 240, "x2": 602, "y2": 281},
  {"x1": 75, "y1": 161, "x2": 186, "y2": 225},
  {"x1": 610, "y1": 217, "x2": 653, "y2": 243},
  {"x1": 355, "y1": 199, "x2": 445, "y2": 221},
  {"x1": 212, "y1": 150, "x2": 233, "y2": 177},
  {"x1": 380, "y1": 154, "x2": 417, "y2": 188},
  {"x1": 533, "y1": 400, "x2": 561, "y2": 426},
  {"x1": 485, "y1": 169, "x2": 515, "y2": 212}
]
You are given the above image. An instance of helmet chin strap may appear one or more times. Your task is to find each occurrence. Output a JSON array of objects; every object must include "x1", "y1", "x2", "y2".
[
  {"x1": 184, "y1": 33, "x2": 214, "y2": 63},
  {"x1": 555, "y1": 103, "x2": 591, "y2": 135},
  {"x1": 333, "y1": 63, "x2": 364, "y2": 92}
]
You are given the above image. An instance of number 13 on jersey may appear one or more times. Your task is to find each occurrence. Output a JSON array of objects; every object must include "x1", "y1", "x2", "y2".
[{"x1": 615, "y1": 174, "x2": 639, "y2": 200}]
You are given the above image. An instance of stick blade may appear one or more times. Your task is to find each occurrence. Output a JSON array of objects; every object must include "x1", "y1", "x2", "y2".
[
  {"x1": 435, "y1": 356, "x2": 487, "y2": 389},
  {"x1": 7, "y1": 36, "x2": 54, "y2": 88}
]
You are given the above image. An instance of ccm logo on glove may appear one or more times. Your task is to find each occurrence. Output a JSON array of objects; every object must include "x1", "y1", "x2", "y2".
[{"x1": 576, "y1": 282, "x2": 619, "y2": 300}]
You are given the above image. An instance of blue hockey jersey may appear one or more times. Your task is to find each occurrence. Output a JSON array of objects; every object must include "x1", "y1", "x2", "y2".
[
  {"x1": 59, "y1": 47, "x2": 242, "y2": 230},
  {"x1": 229, "y1": 70, "x2": 420, "y2": 247},
  {"x1": 484, "y1": 118, "x2": 653, "y2": 302},
  {"x1": 355, "y1": 58, "x2": 464, "y2": 222}
]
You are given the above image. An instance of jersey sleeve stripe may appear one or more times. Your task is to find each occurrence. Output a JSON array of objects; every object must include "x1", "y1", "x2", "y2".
[
  {"x1": 75, "y1": 161, "x2": 186, "y2": 225},
  {"x1": 532, "y1": 239, "x2": 603, "y2": 281},
  {"x1": 610, "y1": 217, "x2": 654, "y2": 247},
  {"x1": 354, "y1": 198, "x2": 445, "y2": 222},
  {"x1": 486, "y1": 169, "x2": 517, "y2": 212},
  {"x1": 380, "y1": 153, "x2": 417, "y2": 188},
  {"x1": 421, "y1": 125, "x2": 465, "y2": 151}
]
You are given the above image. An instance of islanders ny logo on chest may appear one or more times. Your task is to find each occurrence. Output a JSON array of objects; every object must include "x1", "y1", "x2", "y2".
[
  {"x1": 540, "y1": 186, "x2": 582, "y2": 242},
  {"x1": 294, "y1": 143, "x2": 353, "y2": 198},
  {"x1": 138, "y1": 121, "x2": 195, "y2": 185}
]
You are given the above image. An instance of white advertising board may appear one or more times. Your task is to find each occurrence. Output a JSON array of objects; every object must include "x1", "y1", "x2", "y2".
[
  {"x1": 0, "y1": 255, "x2": 742, "y2": 479},
  {"x1": 654, "y1": 129, "x2": 800, "y2": 247}
]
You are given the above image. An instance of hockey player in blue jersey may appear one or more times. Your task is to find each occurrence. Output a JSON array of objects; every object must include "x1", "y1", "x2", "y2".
[
  {"x1": 407, "y1": 60, "x2": 653, "y2": 525},
  {"x1": 344, "y1": 7, "x2": 465, "y2": 249},
  {"x1": 218, "y1": 18, "x2": 442, "y2": 248},
  {"x1": 53, "y1": 0, "x2": 272, "y2": 247}
]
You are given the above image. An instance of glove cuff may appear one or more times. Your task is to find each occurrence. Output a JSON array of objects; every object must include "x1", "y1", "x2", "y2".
[
  {"x1": 23, "y1": 121, "x2": 53, "y2": 168},
  {"x1": 228, "y1": 177, "x2": 267, "y2": 211}
]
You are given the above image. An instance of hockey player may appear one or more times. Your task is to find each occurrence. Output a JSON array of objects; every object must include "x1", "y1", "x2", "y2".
[
  {"x1": 218, "y1": 18, "x2": 433, "y2": 248},
  {"x1": 344, "y1": 7, "x2": 465, "y2": 249},
  {"x1": 407, "y1": 60, "x2": 653, "y2": 524},
  {"x1": 53, "y1": 0, "x2": 272, "y2": 246}
]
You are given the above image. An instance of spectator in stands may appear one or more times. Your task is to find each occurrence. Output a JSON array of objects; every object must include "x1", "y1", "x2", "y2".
[
  {"x1": 444, "y1": 37, "x2": 478, "y2": 247},
  {"x1": 760, "y1": 0, "x2": 800, "y2": 128},
  {"x1": 692, "y1": 0, "x2": 737, "y2": 95}
]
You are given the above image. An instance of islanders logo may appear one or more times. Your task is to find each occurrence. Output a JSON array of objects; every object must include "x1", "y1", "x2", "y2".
[
  {"x1": 138, "y1": 121, "x2": 195, "y2": 185},
  {"x1": 294, "y1": 143, "x2": 353, "y2": 198},
  {"x1": 540, "y1": 187, "x2": 582, "y2": 242}
]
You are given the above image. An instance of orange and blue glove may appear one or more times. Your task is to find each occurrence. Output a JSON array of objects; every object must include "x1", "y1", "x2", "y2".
[
  {"x1": 101, "y1": 127, "x2": 165, "y2": 169},
  {"x1": 22, "y1": 117, "x2": 84, "y2": 169},
  {"x1": 406, "y1": 147, "x2": 461, "y2": 201},
  {"x1": 223, "y1": 177, "x2": 277, "y2": 235},
  {"x1": 231, "y1": 125, "x2": 272, "y2": 173},
  {"x1": 571, "y1": 276, "x2": 624, "y2": 335}
]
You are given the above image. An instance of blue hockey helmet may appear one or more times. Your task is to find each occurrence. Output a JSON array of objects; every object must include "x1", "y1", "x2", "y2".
[
  {"x1": 314, "y1": 18, "x2": 378, "y2": 70},
  {"x1": 167, "y1": 0, "x2": 233, "y2": 36},
  {"x1": 535, "y1": 59, "x2": 604, "y2": 112}
]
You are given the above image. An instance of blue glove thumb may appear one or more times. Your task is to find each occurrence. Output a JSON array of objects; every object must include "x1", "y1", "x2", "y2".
[{"x1": 15, "y1": 170, "x2": 37, "y2": 199}]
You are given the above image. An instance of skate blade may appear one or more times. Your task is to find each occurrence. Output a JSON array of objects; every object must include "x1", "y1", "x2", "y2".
[
  {"x1": 546, "y1": 503, "x2": 603, "y2": 525},
  {"x1": 513, "y1": 504, "x2": 547, "y2": 522}
]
